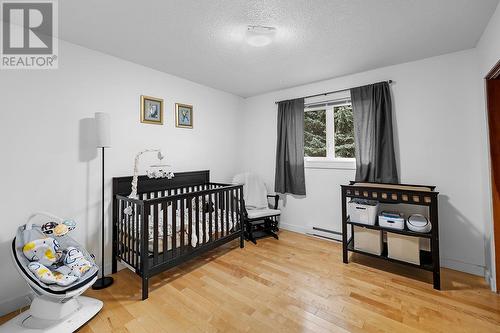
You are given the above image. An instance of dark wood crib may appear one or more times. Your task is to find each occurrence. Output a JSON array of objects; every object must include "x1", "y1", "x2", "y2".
[{"x1": 111, "y1": 170, "x2": 244, "y2": 299}]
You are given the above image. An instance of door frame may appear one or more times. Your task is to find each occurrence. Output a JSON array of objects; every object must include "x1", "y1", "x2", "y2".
[{"x1": 485, "y1": 59, "x2": 500, "y2": 293}]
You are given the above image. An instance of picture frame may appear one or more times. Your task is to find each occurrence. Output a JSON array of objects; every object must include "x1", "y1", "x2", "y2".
[
  {"x1": 175, "y1": 103, "x2": 193, "y2": 128},
  {"x1": 141, "y1": 95, "x2": 164, "y2": 125}
]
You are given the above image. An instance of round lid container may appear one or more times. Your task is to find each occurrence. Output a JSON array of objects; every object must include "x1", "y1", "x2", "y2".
[{"x1": 407, "y1": 214, "x2": 431, "y2": 233}]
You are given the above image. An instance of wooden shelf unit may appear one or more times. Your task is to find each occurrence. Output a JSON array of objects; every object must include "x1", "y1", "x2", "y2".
[{"x1": 341, "y1": 181, "x2": 440, "y2": 290}]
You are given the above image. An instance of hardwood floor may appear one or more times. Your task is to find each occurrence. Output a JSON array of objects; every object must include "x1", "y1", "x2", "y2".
[{"x1": 2, "y1": 230, "x2": 499, "y2": 332}]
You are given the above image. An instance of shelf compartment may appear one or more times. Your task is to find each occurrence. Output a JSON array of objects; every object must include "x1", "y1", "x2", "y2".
[
  {"x1": 343, "y1": 182, "x2": 438, "y2": 206},
  {"x1": 347, "y1": 238, "x2": 434, "y2": 271},
  {"x1": 346, "y1": 219, "x2": 432, "y2": 239}
]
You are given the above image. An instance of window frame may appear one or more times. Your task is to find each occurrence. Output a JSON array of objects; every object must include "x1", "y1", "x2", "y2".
[{"x1": 304, "y1": 101, "x2": 356, "y2": 170}]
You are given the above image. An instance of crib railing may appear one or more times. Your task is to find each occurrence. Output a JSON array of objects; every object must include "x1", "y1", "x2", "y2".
[{"x1": 114, "y1": 183, "x2": 244, "y2": 275}]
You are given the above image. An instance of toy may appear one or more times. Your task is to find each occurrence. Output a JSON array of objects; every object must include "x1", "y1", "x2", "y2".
[
  {"x1": 54, "y1": 224, "x2": 69, "y2": 237},
  {"x1": 41, "y1": 219, "x2": 77, "y2": 237},
  {"x1": 41, "y1": 222, "x2": 58, "y2": 235}
]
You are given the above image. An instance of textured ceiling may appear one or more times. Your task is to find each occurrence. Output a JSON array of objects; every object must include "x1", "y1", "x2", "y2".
[{"x1": 59, "y1": 0, "x2": 499, "y2": 97}]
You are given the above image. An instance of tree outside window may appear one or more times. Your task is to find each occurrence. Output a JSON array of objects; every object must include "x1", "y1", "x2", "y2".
[{"x1": 304, "y1": 103, "x2": 355, "y2": 159}]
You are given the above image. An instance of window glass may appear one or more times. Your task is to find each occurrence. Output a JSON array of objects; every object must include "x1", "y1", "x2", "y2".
[
  {"x1": 304, "y1": 109, "x2": 326, "y2": 157},
  {"x1": 333, "y1": 105, "x2": 355, "y2": 158}
]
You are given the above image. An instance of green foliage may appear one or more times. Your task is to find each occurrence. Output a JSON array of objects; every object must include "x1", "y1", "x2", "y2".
[
  {"x1": 303, "y1": 105, "x2": 355, "y2": 158},
  {"x1": 304, "y1": 110, "x2": 326, "y2": 157},
  {"x1": 334, "y1": 105, "x2": 355, "y2": 158}
]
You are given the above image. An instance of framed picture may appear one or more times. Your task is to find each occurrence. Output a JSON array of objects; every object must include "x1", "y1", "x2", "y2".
[
  {"x1": 141, "y1": 95, "x2": 164, "y2": 125},
  {"x1": 175, "y1": 103, "x2": 193, "y2": 128}
]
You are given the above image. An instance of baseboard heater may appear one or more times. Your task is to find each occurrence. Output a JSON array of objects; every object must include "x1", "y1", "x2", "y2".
[{"x1": 308, "y1": 227, "x2": 342, "y2": 242}]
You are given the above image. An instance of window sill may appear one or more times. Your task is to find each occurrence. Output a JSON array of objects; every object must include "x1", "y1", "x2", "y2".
[{"x1": 305, "y1": 158, "x2": 356, "y2": 170}]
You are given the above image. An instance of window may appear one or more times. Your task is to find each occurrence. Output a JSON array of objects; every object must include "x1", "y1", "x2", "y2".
[
  {"x1": 333, "y1": 105, "x2": 355, "y2": 158},
  {"x1": 304, "y1": 100, "x2": 355, "y2": 169},
  {"x1": 304, "y1": 109, "x2": 327, "y2": 157}
]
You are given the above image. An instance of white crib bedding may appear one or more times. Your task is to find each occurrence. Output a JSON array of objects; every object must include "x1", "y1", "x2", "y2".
[{"x1": 121, "y1": 207, "x2": 235, "y2": 254}]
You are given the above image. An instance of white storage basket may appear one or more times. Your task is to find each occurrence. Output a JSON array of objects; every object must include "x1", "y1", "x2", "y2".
[
  {"x1": 353, "y1": 226, "x2": 383, "y2": 255},
  {"x1": 387, "y1": 232, "x2": 420, "y2": 265},
  {"x1": 348, "y1": 199, "x2": 379, "y2": 226}
]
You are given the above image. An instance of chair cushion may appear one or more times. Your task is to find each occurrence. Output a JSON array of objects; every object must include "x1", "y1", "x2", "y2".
[
  {"x1": 233, "y1": 173, "x2": 269, "y2": 209},
  {"x1": 247, "y1": 208, "x2": 281, "y2": 219}
]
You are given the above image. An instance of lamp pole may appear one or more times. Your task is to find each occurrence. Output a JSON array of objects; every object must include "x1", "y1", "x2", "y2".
[{"x1": 92, "y1": 113, "x2": 113, "y2": 290}]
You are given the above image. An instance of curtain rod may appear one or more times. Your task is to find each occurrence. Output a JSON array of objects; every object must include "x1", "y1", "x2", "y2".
[{"x1": 274, "y1": 80, "x2": 393, "y2": 105}]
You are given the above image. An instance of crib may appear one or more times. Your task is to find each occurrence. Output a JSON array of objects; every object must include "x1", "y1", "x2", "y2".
[{"x1": 111, "y1": 170, "x2": 244, "y2": 300}]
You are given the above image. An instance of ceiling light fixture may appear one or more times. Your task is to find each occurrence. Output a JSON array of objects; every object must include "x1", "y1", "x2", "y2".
[{"x1": 246, "y1": 25, "x2": 276, "y2": 47}]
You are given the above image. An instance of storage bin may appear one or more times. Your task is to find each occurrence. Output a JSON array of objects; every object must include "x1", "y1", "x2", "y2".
[
  {"x1": 348, "y1": 199, "x2": 379, "y2": 225},
  {"x1": 378, "y1": 211, "x2": 405, "y2": 230},
  {"x1": 420, "y1": 238, "x2": 430, "y2": 252},
  {"x1": 387, "y1": 232, "x2": 420, "y2": 265},
  {"x1": 353, "y1": 226, "x2": 383, "y2": 255},
  {"x1": 407, "y1": 214, "x2": 432, "y2": 233}
]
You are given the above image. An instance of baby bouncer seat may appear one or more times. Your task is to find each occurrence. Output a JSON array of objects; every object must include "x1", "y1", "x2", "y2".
[{"x1": 0, "y1": 213, "x2": 102, "y2": 333}]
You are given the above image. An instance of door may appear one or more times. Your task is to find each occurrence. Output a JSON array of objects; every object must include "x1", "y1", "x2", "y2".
[{"x1": 486, "y1": 60, "x2": 500, "y2": 292}]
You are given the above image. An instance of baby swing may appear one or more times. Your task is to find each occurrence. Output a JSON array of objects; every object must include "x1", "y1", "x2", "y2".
[{"x1": 0, "y1": 212, "x2": 102, "y2": 333}]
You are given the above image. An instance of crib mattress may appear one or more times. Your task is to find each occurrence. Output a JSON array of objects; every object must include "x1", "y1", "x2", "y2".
[{"x1": 121, "y1": 208, "x2": 235, "y2": 254}]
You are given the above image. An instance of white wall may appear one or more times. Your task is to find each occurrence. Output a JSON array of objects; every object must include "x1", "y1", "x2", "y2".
[
  {"x1": 476, "y1": 1, "x2": 500, "y2": 291},
  {"x1": 240, "y1": 49, "x2": 490, "y2": 278},
  {"x1": 0, "y1": 40, "x2": 243, "y2": 315}
]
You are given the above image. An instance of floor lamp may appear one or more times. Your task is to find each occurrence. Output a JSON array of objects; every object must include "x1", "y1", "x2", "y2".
[{"x1": 92, "y1": 112, "x2": 114, "y2": 290}]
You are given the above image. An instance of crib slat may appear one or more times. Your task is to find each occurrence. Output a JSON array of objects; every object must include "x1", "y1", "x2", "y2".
[
  {"x1": 162, "y1": 201, "x2": 168, "y2": 262},
  {"x1": 136, "y1": 204, "x2": 141, "y2": 268},
  {"x1": 172, "y1": 200, "x2": 177, "y2": 253},
  {"x1": 130, "y1": 202, "x2": 135, "y2": 264},
  {"x1": 229, "y1": 189, "x2": 233, "y2": 235},
  {"x1": 122, "y1": 202, "x2": 127, "y2": 260},
  {"x1": 120, "y1": 201, "x2": 124, "y2": 258},
  {"x1": 234, "y1": 189, "x2": 239, "y2": 234},
  {"x1": 208, "y1": 193, "x2": 213, "y2": 242},
  {"x1": 202, "y1": 194, "x2": 206, "y2": 244},
  {"x1": 129, "y1": 203, "x2": 133, "y2": 262},
  {"x1": 215, "y1": 191, "x2": 219, "y2": 240},
  {"x1": 237, "y1": 188, "x2": 242, "y2": 232},
  {"x1": 220, "y1": 191, "x2": 224, "y2": 237},
  {"x1": 153, "y1": 201, "x2": 159, "y2": 266},
  {"x1": 233, "y1": 189, "x2": 237, "y2": 231},
  {"x1": 188, "y1": 196, "x2": 193, "y2": 250},
  {"x1": 144, "y1": 192, "x2": 150, "y2": 266},
  {"x1": 131, "y1": 203, "x2": 136, "y2": 268},
  {"x1": 126, "y1": 202, "x2": 131, "y2": 264},
  {"x1": 180, "y1": 197, "x2": 185, "y2": 253},
  {"x1": 118, "y1": 199, "x2": 122, "y2": 257},
  {"x1": 229, "y1": 189, "x2": 234, "y2": 233},
  {"x1": 225, "y1": 190, "x2": 229, "y2": 236},
  {"x1": 195, "y1": 195, "x2": 200, "y2": 247}
]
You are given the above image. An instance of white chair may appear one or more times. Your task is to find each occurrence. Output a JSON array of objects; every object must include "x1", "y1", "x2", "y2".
[
  {"x1": 233, "y1": 173, "x2": 281, "y2": 244},
  {"x1": 1, "y1": 213, "x2": 102, "y2": 333}
]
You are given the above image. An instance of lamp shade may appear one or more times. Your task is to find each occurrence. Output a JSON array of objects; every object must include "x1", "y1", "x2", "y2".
[{"x1": 95, "y1": 112, "x2": 111, "y2": 148}]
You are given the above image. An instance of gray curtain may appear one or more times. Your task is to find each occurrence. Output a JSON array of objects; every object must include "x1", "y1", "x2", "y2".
[
  {"x1": 275, "y1": 98, "x2": 306, "y2": 195},
  {"x1": 350, "y1": 82, "x2": 399, "y2": 183}
]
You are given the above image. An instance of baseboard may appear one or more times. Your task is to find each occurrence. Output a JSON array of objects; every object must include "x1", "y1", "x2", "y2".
[
  {"x1": 441, "y1": 258, "x2": 485, "y2": 277},
  {"x1": 0, "y1": 293, "x2": 31, "y2": 317},
  {"x1": 484, "y1": 268, "x2": 497, "y2": 292},
  {"x1": 279, "y1": 223, "x2": 341, "y2": 243},
  {"x1": 279, "y1": 223, "x2": 309, "y2": 235},
  {"x1": 308, "y1": 227, "x2": 343, "y2": 242}
]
